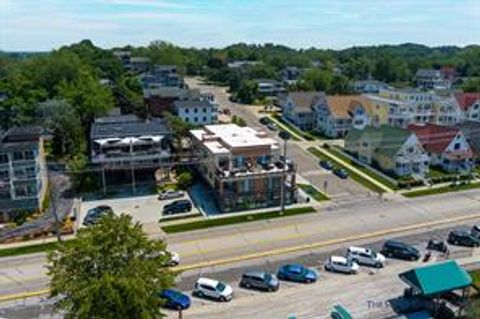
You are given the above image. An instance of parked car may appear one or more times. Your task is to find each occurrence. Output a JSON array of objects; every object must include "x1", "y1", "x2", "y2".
[
  {"x1": 324, "y1": 256, "x2": 359, "y2": 274},
  {"x1": 333, "y1": 168, "x2": 349, "y2": 179},
  {"x1": 277, "y1": 264, "x2": 317, "y2": 283},
  {"x1": 159, "y1": 289, "x2": 191, "y2": 310},
  {"x1": 471, "y1": 224, "x2": 480, "y2": 238},
  {"x1": 319, "y1": 160, "x2": 334, "y2": 170},
  {"x1": 381, "y1": 240, "x2": 420, "y2": 261},
  {"x1": 162, "y1": 200, "x2": 192, "y2": 215},
  {"x1": 239, "y1": 271, "x2": 279, "y2": 292},
  {"x1": 266, "y1": 122, "x2": 278, "y2": 131},
  {"x1": 448, "y1": 230, "x2": 480, "y2": 247},
  {"x1": 347, "y1": 246, "x2": 385, "y2": 268},
  {"x1": 193, "y1": 278, "x2": 233, "y2": 302},
  {"x1": 427, "y1": 239, "x2": 449, "y2": 253},
  {"x1": 259, "y1": 117, "x2": 270, "y2": 125},
  {"x1": 158, "y1": 190, "x2": 184, "y2": 200},
  {"x1": 83, "y1": 205, "x2": 113, "y2": 226}
]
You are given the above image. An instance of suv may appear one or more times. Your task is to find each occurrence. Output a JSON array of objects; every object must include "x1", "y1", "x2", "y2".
[
  {"x1": 162, "y1": 200, "x2": 192, "y2": 215},
  {"x1": 448, "y1": 230, "x2": 480, "y2": 247},
  {"x1": 471, "y1": 224, "x2": 480, "y2": 238},
  {"x1": 381, "y1": 240, "x2": 420, "y2": 261},
  {"x1": 333, "y1": 168, "x2": 349, "y2": 179},
  {"x1": 193, "y1": 278, "x2": 233, "y2": 302},
  {"x1": 240, "y1": 271, "x2": 279, "y2": 292},
  {"x1": 347, "y1": 246, "x2": 385, "y2": 268},
  {"x1": 319, "y1": 160, "x2": 334, "y2": 170},
  {"x1": 83, "y1": 205, "x2": 113, "y2": 226},
  {"x1": 259, "y1": 117, "x2": 270, "y2": 125},
  {"x1": 324, "y1": 256, "x2": 359, "y2": 274}
]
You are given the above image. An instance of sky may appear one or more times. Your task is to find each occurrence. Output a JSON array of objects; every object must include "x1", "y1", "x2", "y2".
[{"x1": 1, "y1": 0, "x2": 479, "y2": 51}]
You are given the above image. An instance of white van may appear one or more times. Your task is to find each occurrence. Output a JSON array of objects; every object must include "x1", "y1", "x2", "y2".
[{"x1": 347, "y1": 246, "x2": 385, "y2": 268}]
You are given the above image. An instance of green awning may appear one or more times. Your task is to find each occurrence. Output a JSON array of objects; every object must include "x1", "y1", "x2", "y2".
[
  {"x1": 399, "y1": 260, "x2": 472, "y2": 297},
  {"x1": 331, "y1": 304, "x2": 353, "y2": 319}
]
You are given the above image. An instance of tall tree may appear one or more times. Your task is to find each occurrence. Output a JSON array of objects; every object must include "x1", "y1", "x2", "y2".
[{"x1": 48, "y1": 214, "x2": 176, "y2": 319}]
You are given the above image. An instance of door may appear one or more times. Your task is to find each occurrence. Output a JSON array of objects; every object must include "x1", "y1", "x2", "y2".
[{"x1": 201, "y1": 284, "x2": 217, "y2": 298}]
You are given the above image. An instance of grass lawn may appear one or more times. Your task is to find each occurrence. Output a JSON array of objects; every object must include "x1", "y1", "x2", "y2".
[
  {"x1": 0, "y1": 241, "x2": 66, "y2": 258},
  {"x1": 297, "y1": 184, "x2": 329, "y2": 201},
  {"x1": 161, "y1": 206, "x2": 316, "y2": 234},
  {"x1": 159, "y1": 213, "x2": 203, "y2": 223},
  {"x1": 326, "y1": 147, "x2": 398, "y2": 190},
  {"x1": 471, "y1": 269, "x2": 480, "y2": 286},
  {"x1": 308, "y1": 147, "x2": 386, "y2": 194},
  {"x1": 403, "y1": 182, "x2": 480, "y2": 198},
  {"x1": 267, "y1": 116, "x2": 302, "y2": 141}
]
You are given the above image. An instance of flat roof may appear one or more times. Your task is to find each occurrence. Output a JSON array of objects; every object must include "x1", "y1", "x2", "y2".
[
  {"x1": 399, "y1": 260, "x2": 472, "y2": 297},
  {"x1": 91, "y1": 116, "x2": 168, "y2": 139},
  {"x1": 190, "y1": 124, "x2": 279, "y2": 155}
]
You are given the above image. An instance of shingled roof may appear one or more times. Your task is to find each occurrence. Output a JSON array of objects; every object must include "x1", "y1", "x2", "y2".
[
  {"x1": 407, "y1": 123, "x2": 461, "y2": 155},
  {"x1": 326, "y1": 95, "x2": 375, "y2": 119},
  {"x1": 288, "y1": 92, "x2": 325, "y2": 112},
  {"x1": 454, "y1": 93, "x2": 480, "y2": 111}
]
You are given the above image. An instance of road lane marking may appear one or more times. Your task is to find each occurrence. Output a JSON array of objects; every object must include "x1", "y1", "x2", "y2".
[{"x1": 2, "y1": 211, "x2": 480, "y2": 302}]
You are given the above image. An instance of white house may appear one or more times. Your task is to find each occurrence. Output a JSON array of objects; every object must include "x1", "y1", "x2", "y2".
[
  {"x1": 455, "y1": 93, "x2": 480, "y2": 122},
  {"x1": 174, "y1": 99, "x2": 218, "y2": 125},
  {"x1": 281, "y1": 92, "x2": 325, "y2": 131}
]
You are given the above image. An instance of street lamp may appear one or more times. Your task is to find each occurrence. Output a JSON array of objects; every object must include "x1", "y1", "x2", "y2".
[{"x1": 278, "y1": 130, "x2": 291, "y2": 214}]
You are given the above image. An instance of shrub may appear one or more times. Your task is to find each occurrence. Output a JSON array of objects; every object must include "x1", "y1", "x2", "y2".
[{"x1": 177, "y1": 171, "x2": 193, "y2": 190}]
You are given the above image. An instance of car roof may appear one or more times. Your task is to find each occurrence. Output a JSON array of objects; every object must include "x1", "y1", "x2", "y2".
[
  {"x1": 348, "y1": 246, "x2": 369, "y2": 253},
  {"x1": 331, "y1": 256, "x2": 348, "y2": 263},
  {"x1": 452, "y1": 230, "x2": 470, "y2": 235},
  {"x1": 162, "y1": 289, "x2": 185, "y2": 297},
  {"x1": 284, "y1": 264, "x2": 304, "y2": 271},
  {"x1": 243, "y1": 270, "x2": 265, "y2": 278},
  {"x1": 197, "y1": 277, "x2": 219, "y2": 287}
]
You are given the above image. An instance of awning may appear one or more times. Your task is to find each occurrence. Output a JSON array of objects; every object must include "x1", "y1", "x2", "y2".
[
  {"x1": 399, "y1": 260, "x2": 472, "y2": 297},
  {"x1": 330, "y1": 304, "x2": 353, "y2": 319}
]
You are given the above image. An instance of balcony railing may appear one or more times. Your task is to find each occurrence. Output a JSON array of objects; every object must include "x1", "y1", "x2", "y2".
[{"x1": 215, "y1": 161, "x2": 295, "y2": 180}]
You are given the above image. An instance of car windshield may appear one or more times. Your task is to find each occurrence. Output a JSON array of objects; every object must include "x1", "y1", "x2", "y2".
[
  {"x1": 369, "y1": 249, "x2": 377, "y2": 258},
  {"x1": 216, "y1": 282, "x2": 226, "y2": 292},
  {"x1": 264, "y1": 273, "x2": 272, "y2": 281}
]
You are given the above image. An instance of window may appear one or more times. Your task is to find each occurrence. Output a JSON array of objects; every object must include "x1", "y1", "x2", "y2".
[
  {"x1": 184, "y1": 118, "x2": 189, "y2": 122},
  {"x1": 203, "y1": 108, "x2": 207, "y2": 113},
  {"x1": 194, "y1": 108, "x2": 198, "y2": 113},
  {"x1": 13, "y1": 151, "x2": 24, "y2": 161},
  {"x1": 454, "y1": 143, "x2": 461, "y2": 150},
  {"x1": 0, "y1": 153, "x2": 8, "y2": 164},
  {"x1": 194, "y1": 117, "x2": 198, "y2": 123},
  {"x1": 0, "y1": 170, "x2": 8, "y2": 179},
  {"x1": 185, "y1": 108, "x2": 189, "y2": 113},
  {"x1": 24, "y1": 150, "x2": 35, "y2": 160},
  {"x1": 203, "y1": 116, "x2": 207, "y2": 122}
]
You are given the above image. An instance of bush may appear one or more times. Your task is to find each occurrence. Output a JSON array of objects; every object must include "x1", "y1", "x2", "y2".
[{"x1": 177, "y1": 171, "x2": 193, "y2": 190}]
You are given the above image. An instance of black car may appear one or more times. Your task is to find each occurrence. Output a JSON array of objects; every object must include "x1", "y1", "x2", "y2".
[
  {"x1": 259, "y1": 117, "x2": 270, "y2": 125},
  {"x1": 83, "y1": 205, "x2": 113, "y2": 226},
  {"x1": 380, "y1": 240, "x2": 420, "y2": 261},
  {"x1": 427, "y1": 239, "x2": 448, "y2": 253},
  {"x1": 333, "y1": 168, "x2": 349, "y2": 179},
  {"x1": 319, "y1": 160, "x2": 334, "y2": 170},
  {"x1": 239, "y1": 271, "x2": 279, "y2": 292},
  {"x1": 448, "y1": 230, "x2": 480, "y2": 247},
  {"x1": 162, "y1": 200, "x2": 192, "y2": 215}
]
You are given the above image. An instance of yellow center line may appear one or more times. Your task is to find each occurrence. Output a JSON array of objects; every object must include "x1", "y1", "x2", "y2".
[{"x1": 2, "y1": 211, "x2": 480, "y2": 302}]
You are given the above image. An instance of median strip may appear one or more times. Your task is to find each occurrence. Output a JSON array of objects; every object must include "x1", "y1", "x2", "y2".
[{"x1": 161, "y1": 206, "x2": 316, "y2": 234}]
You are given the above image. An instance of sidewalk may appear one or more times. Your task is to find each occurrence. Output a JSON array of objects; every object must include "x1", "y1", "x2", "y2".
[
  {"x1": 0, "y1": 234, "x2": 75, "y2": 250},
  {"x1": 308, "y1": 146, "x2": 395, "y2": 194},
  {"x1": 399, "y1": 178, "x2": 480, "y2": 194},
  {"x1": 267, "y1": 115, "x2": 305, "y2": 141}
]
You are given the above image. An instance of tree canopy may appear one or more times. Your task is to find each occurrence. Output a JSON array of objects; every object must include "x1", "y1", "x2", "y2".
[{"x1": 47, "y1": 213, "x2": 176, "y2": 319}]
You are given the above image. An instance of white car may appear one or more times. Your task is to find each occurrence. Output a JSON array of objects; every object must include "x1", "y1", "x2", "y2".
[
  {"x1": 347, "y1": 246, "x2": 385, "y2": 268},
  {"x1": 158, "y1": 190, "x2": 185, "y2": 200},
  {"x1": 168, "y1": 251, "x2": 180, "y2": 266},
  {"x1": 324, "y1": 256, "x2": 359, "y2": 274},
  {"x1": 193, "y1": 277, "x2": 233, "y2": 302}
]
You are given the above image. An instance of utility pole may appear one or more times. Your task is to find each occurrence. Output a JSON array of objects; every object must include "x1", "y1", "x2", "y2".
[
  {"x1": 279, "y1": 130, "x2": 291, "y2": 214},
  {"x1": 47, "y1": 170, "x2": 62, "y2": 243}
]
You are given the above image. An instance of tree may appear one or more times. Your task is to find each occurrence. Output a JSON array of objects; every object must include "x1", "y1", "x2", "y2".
[
  {"x1": 236, "y1": 80, "x2": 258, "y2": 104},
  {"x1": 48, "y1": 214, "x2": 176, "y2": 319},
  {"x1": 164, "y1": 113, "x2": 194, "y2": 150},
  {"x1": 177, "y1": 171, "x2": 193, "y2": 190},
  {"x1": 462, "y1": 78, "x2": 480, "y2": 92}
]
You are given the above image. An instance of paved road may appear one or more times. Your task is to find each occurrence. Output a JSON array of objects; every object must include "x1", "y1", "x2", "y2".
[
  {"x1": 3, "y1": 189, "x2": 480, "y2": 299},
  {"x1": 185, "y1": 77, "x2": 370, "y2": 199}
]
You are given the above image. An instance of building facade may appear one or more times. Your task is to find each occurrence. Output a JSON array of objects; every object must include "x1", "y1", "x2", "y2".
[
  {"x1": 0, "y1": 127, "x2": 48, "y2": 222},
  {"x1": 190, "y1": 124, "x2": 297, "y2": 212},
  {"x1": 281, "y1": 92, "x2": 324, "y2": 131},
  {"x1": 174, "y1": 99, "x2": 218, "y2": 125}
]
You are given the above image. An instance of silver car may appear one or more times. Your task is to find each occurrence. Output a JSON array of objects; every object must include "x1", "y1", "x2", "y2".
[{"x1": 158, "y1": 190, "x2": 184, "y2": 200}]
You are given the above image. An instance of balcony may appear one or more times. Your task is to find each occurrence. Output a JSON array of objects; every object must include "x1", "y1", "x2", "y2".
[{"x1": 215, "y1": 160, "x2": 295, "y2": 180}]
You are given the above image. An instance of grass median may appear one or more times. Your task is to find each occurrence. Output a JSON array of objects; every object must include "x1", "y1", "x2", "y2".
[
  {"x1": 307, "y1": 147, "x2": 386, "y2": 194},
  {"x1": 403, "y1": 182, "x2": 480, "y2": 198},
  {"x1": 0, "y1": 241, "x2": 64, "y2": 258},
  {"x1": 297, "y1": 184, "x2": 329, "y2": 201},
  {"x1": 161, "y1": 206, "x2": 316, "y2": 234}
]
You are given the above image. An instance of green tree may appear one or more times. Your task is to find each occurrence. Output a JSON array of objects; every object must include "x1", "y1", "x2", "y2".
[
  {"x1": 48, "y1": 214, "x2": 176, "y2": 319},
  {"x1": 177, "y1": 171, "x2": 193, "y2": 190},
  {"x1": 236, "y1": 80, "x2": 258, "y2": 104},
  {"x1": 164, "y1": 113, "x2": 194, "y2": 150},
  {"x1": 39, "y1": 99, "x2": 86, "y2": 158},
  {"x1": 463, "y1": 78, "x2": 480, "y2": 92},
  {"x1": 67, "y1": 154, "x2": 99, "y2": 193}
]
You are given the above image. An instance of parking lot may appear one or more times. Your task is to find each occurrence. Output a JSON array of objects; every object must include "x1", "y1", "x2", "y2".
[{"x1": 79, "y1": 192, "x2": 199, "y2": 236}]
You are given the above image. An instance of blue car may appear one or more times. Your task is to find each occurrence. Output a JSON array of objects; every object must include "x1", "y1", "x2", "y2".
[
  {"x1": 277, "y1": 264, "x2": 317, "y2": 283},
  {"x1": 319, "y1": 160, "x2": 334, "y2": 170},
  {"x1": 159, "y1": 289, "x2": 191, "y2": 310}
]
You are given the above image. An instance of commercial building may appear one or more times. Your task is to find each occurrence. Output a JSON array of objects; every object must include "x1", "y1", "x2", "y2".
[{"x1": 190, "y1": 124, "x2": 296, "y2": 212}]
